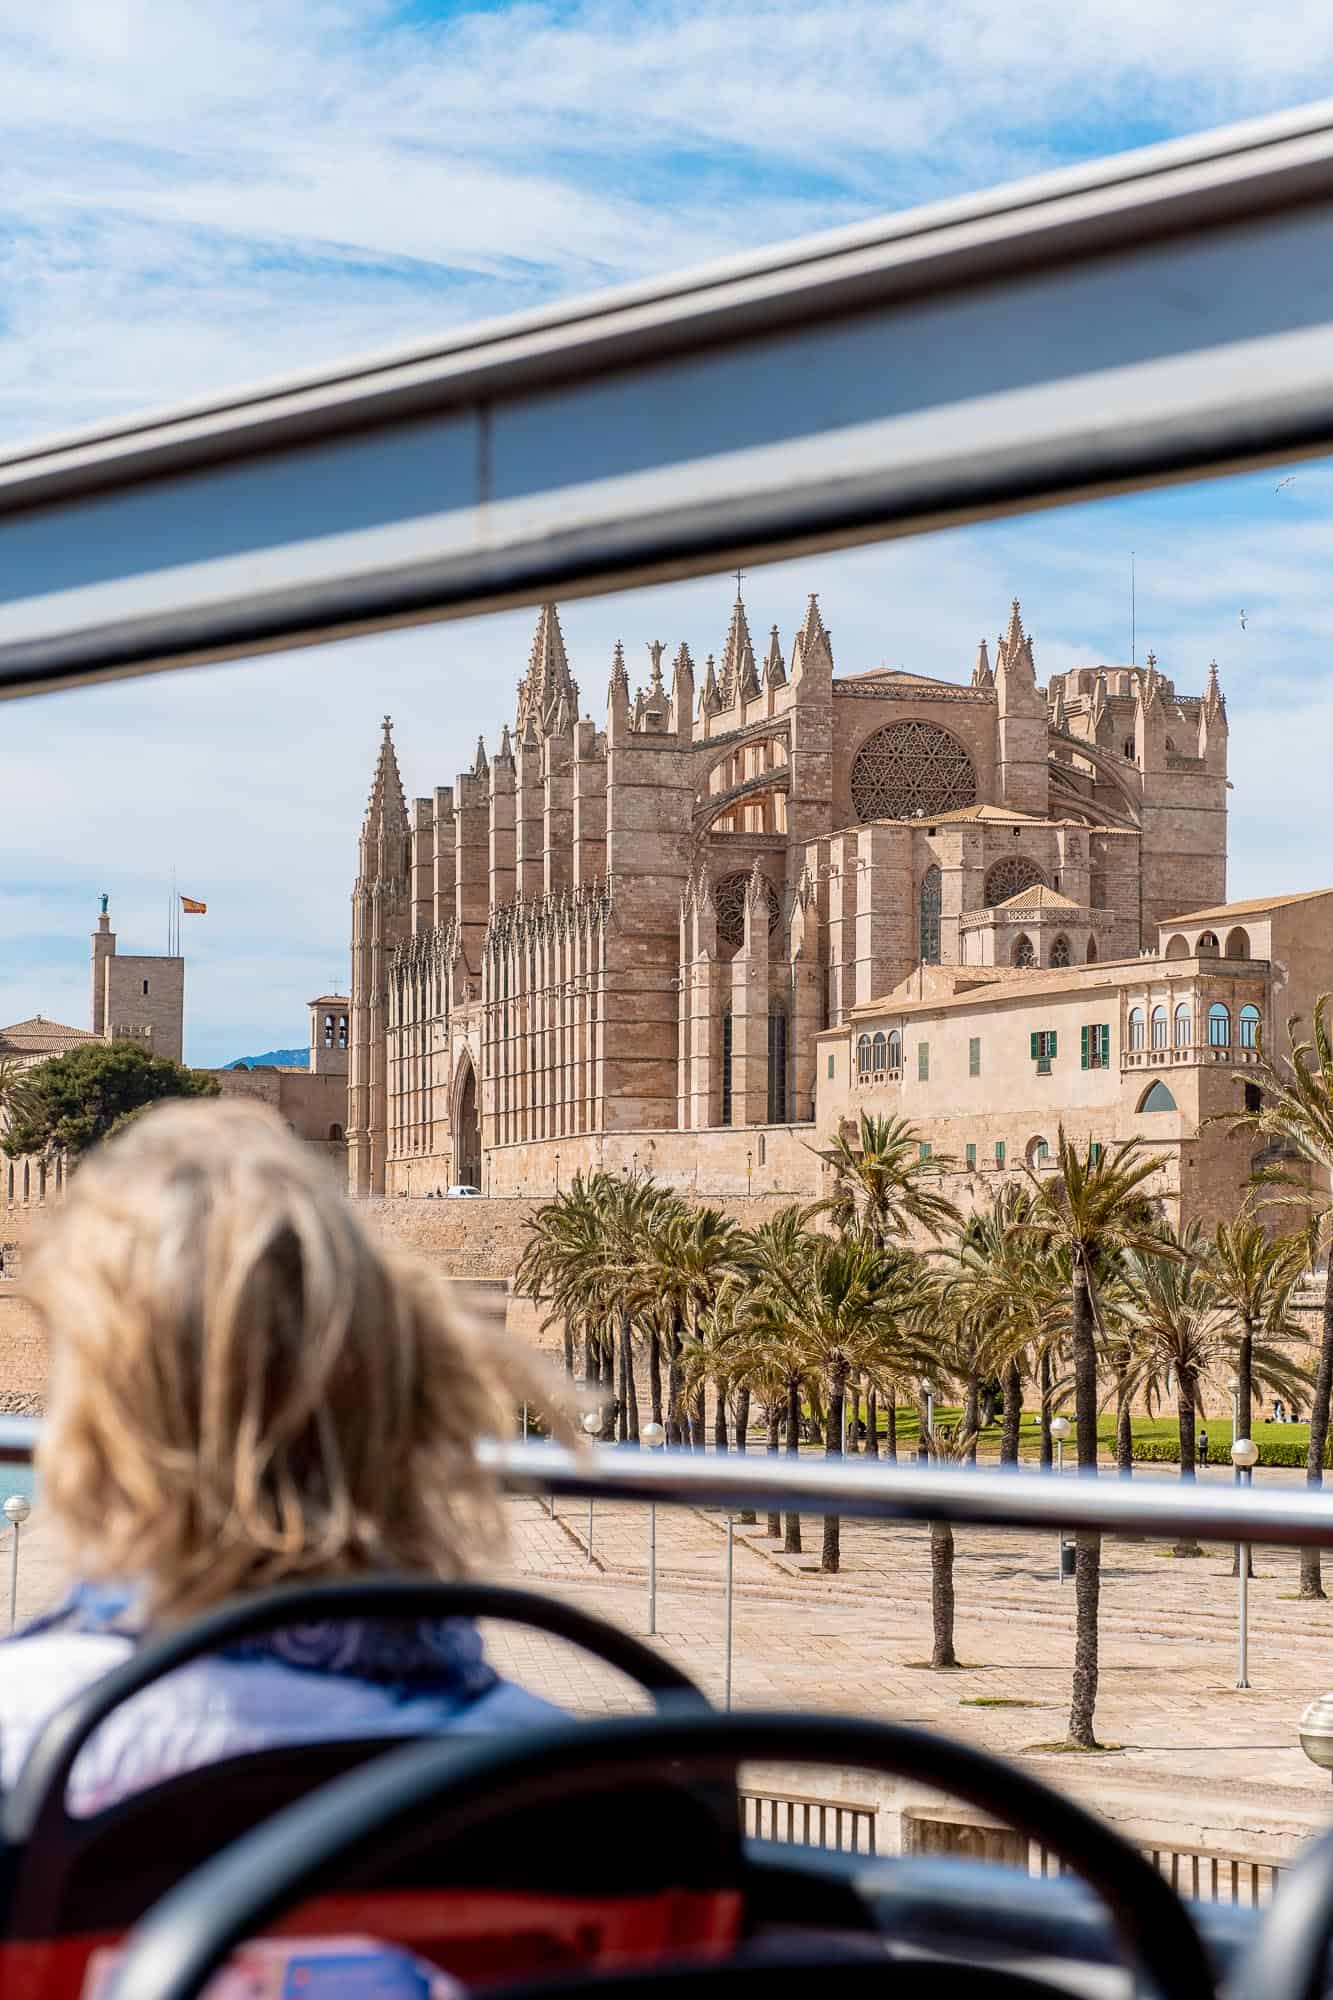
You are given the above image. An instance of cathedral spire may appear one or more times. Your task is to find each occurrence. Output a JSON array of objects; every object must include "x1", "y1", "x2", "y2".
[
  {"x1": 517, "y1": 602, "x2": 576, "y2": 735},
  {"x1": 473, "y1": 734, "x2": 489, "y2": 777},
  {"x1": 364, "y1": 714, "x2": 408, "y2": 835},
  {"x1": 702, "y1": 652, "x2": 722, "y2": 714},
  {"x1": 972, "y1": 638, "x2": 993, "y2": 689},
  {"x1": 764, "y1": 624, "x2": 786, "y2": 687},
  {"x1": 719, "y1": 592, "x2": 758, "y2": 703}
]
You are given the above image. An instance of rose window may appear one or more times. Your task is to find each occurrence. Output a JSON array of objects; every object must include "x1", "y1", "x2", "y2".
[{"x1": 850, "y1": 721, "x2": 977, "y2": 822}]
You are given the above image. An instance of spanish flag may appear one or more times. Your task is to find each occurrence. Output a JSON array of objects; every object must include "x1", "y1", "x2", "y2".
[{"x1": 180, "y1": 896, "x2": 207, "y2": 915}]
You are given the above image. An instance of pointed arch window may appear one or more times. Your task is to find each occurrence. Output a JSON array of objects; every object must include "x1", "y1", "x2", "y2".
[
  {"x1": 1012, "y1": 934, "x2": 1036, "y2": 969},
  {"x1": 1138, "y1": 1079, "x2": 1178, "y2": 1112},
  {"x1": 919, "y1": 866, "x2": 942, "y2": 965},
  {"x1": 721, "y1": 1013, "x2": 733, "y2": 1126},
  {"x1": 1240, "y1": 1003, "x2": 1262, "y2": 1049},
  {"x1": 1049, "y1": 935, "x2": 1072, "y2": 968},
  {"x1": 767, "y1": 1009, "x2": 789, "y2": 1122}
]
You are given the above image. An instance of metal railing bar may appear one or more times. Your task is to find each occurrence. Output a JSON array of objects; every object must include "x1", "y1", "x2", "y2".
[{"x1": 6, "y1": 1419, "x2": 1333, "y2": 1548}]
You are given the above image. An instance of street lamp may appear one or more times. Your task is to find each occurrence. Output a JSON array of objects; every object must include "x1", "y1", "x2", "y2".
[
  {"x1": 1228, "y1": 1374, "x2": 1241, "y2": 1439},
  {"x1": 1232, "y1": 1436, "x2": 1259, "y2": 1688},
  {"x1": 582, "y1": 1408, "x2": 602, "y2": 1562},
  {"x1": 1300, "y1": 1692, "x2": 1333, "y2": 1783},
  {"x1": 4, "y1": 1493, "x2": 31, "y2": 1631},
  {"x1": 1051, "y1": 1416, "x2": 1072, "y2": 1584},
  {"x1": 642, "y1": 1421, "x2": 665, "y2": 1635}
]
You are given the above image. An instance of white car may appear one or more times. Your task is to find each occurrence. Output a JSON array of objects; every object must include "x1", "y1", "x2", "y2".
[{"x1": 445, "y1": 1184, "x2": 482, "y2": 1198}]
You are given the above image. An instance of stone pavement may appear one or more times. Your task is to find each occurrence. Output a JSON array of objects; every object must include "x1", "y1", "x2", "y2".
[{"x1": 7, "y1": 1461, "x2": 1333, "y2": 1862}]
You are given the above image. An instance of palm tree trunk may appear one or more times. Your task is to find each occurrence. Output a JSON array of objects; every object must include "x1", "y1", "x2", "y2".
[
  {"x1": 1115, "y1": 1357, "x2": 1134, "y2": 1478},
  {"x1": 612, "y1": 1323, "x2": 626, "y2": 1442},
  {"x1": 1174, "y1": 1377, "x2": 1203, "y2": 1557},
  {"x1": 1301, "y1": 1265, "x2": 1333, "y2": 1598},
  {"x1": 563, "y1": 1321, "x2": 574, "y2": 1376},
  {"x1": 821, "y1": 1363, "x2": 845, "y2": 1574},
  {"x1": 666, "y1": 1321, "x2": 684, "y2": 1447},
  {"x1": 1039, "y1": 1351, "x2": 1052, "y2": 1470},
  {"x1": 713, "y1": 1382, "x2": 729, "y2": 1454},
  {"x1": 735, "y1": 1387, "x2": 756, "y2": 1522},
  {"x1": 1068, "y1": 1252, "x2": 1102, "y2": 1749},
  {"x1": 930, "y1": 1521, "x2": 957, "y2": 1668},
  {"x1": 766, "y1": 1399, "x2": 782, "y2": 1538},
  {"x1": 785, "y1": 1377, "x2": 803, "y2": 1554},
  {"x1": 865, "y1": 1386, "x2": 879, "y2": 1460},
  {"x1": 885, "y1": 1386, "x2": 897, "y2": 1464},
  {"x1": 647, "y1": 1321, "x2": 663, "y2": 1429},
  {"x1": 689, "y1": 1384, "x2": 706, "y2": 1452},
  {"x1": 620, "y1": 1307, "x2": 640, "y2": 1444},
  {"x1": 584, "y1": 1325, "x2": 596, "y2": 1387},
  {"x1": 1000, "y1": 1361, "x2": 1022, "y2": 1465},
  {"x1": 964, "y1": 1371, "x2": 980, "y2": 1465}
]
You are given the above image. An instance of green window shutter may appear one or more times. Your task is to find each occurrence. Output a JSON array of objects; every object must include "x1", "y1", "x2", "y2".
[
  {"x1": 1080, "y1": 1025, "x2": 1090, "y2": 1070},
  {"x1": 827, "y1": 1053, "x2": 834, "y2": 1079},
  {"x1": 965, "y1": 1142, "x2": 976, "y2": 1168},
  {"x1": 969, "y1": 1037, "x2": 981, "y2": 1077},
  {"x1": 918, "y1": 1041, "x2": 929, "y2": 1080},
  {"x1": 995, "y1": 1140, "x2": 1005, "y2": 1165},
  {"x1": 919, "y1": 1141, "x2": 932, "y2": 1162},
  {"x1": 1049, "y1": 1031, "x2": 1057, "y2": 1059},
  {"x1": 1030, "y1": 1031, "x2": 1038, "y2": 1060},
  {"x1": 1099, "y1": 1024, "x2": 1110, "y2": 1066}
]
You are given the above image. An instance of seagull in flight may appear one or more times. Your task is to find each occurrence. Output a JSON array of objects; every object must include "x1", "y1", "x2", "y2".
[
  {"x1": 1276, "y1": 475, "x2": 1297, "y2": 492},
  {"x1": 1239, "y1": 609, "x2": 1247, "y2": 629}
]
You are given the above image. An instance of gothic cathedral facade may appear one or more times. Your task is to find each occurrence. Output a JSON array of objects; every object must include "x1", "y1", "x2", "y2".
[{"x1": 347, "y1": 594, "x2": 1228, "y2": 1196}]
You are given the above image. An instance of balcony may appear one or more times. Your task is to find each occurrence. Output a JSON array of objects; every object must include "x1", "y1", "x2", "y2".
[
  {"x1": 855, "y1": 1066, "x2": 903, "y2": 1089},
  {"x1": 1122, "y1": 1043, "x2": 1261, "y2": 1070}
]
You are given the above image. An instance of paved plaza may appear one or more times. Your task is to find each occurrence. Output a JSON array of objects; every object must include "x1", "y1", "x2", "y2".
[{"x1": 7, "y1": 1459, "x2": 1333, "y2": 1863}]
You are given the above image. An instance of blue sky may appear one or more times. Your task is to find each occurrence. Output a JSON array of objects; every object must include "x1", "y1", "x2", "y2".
[{"x1": 5, "y1": 0, "x2": 1333, "y2": 1064}]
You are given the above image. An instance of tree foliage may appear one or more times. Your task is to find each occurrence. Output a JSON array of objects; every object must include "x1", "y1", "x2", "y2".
[{"x1": 1, "y1": 1042, "x2": 220, "y2": 1158}]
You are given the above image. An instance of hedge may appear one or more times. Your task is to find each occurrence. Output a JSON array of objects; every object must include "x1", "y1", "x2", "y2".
[{"x1": 1131, "y1": 1433, "x2": 1332, "y2": 1469}]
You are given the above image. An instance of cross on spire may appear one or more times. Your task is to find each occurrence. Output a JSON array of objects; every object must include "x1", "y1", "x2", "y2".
[{"x1": 734, "y1": 565, "x2": 745, "y2": 599}]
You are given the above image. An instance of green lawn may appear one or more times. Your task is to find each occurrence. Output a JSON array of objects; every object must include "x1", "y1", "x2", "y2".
[{"x1": 853, "y1": 1404, "x2": 1318, "y2": 1468}]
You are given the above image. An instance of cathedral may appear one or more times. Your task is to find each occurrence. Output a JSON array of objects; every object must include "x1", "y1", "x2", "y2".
[{"x1": 347, "y1": 593, "x2": 1228, "y2": 1198}]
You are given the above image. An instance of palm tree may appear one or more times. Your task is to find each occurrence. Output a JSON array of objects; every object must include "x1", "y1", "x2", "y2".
[
  {"x1": 1218, "y1": 999, "x2": 1333, "y2": 1597},
  {"x1": 1124, "y1": 1222, "x2": 1309, "y2": 1558},
  {"x1": 0, "y1": 1061, "x2": 39, "y2": 1139},
  {"x1": 515, "y1": 1172, "x2": 609, "y2": 1380},
  {"x1": 745, "y1": 1232, "x2": 931, "y2": 1572},
  {"x1": 922, "y1": 1420, "x2": 977, "y2": 1668},
  {"x1": 818, "y1": 1111, "x2": 961, "y2": 1247},
  {"x1": 1203, "y1": 1218, "x2": 1309, "y2": 1444},
  {"x1": 670, "y1": 1205, "x2": 746, "y2": 1449},
  {"x1": 1018, "y1": 1130, "x2": 1170, "y2": 1748},
  {"x1": 952, "y1": 1186, "x2": 1068, "y2": 1467}
]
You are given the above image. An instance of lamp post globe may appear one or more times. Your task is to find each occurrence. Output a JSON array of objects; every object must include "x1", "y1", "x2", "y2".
[
  {"x1": 1231, "y1": 1438, "x2": 1259, "y2": 1470},
  {"x1": 1050, "y1": 1416, "x2": 1071, "y2": 1442},
  {"x1": 641, "y1": 1422, "x2": 665, "y2": 1449},
  {"x1": 2, "y1": 1495, "x2": 31, "y2": 1527},
  {"x1": 1300, "y1": 1694, "x2": 1333, "y2": 1780},
  {"x1": 581, "y1": 1411, "x2": 602, "y2": 1437}
]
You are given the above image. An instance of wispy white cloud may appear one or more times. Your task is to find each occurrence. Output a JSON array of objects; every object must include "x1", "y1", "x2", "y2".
[{"x1": 4, "y1": 1, "x2": 1333, "y2": 1058}]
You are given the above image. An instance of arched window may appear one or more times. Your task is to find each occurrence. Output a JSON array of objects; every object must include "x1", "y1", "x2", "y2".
[
  {"x1": 1012, "y1": 934, "x2": 1036, "y2": 969},
  {"x1": 55, "y1": 1153, "x2": 63, "y2": 1192},
  {"x1": 1138, "y1": 1080, "x2": 1178, "y2": 1112},
  {"x1": 1240, "y1": 1004, "x2": 1262, "y2": 1050},
  {"x1": 1086, "y1": 936, "x2": 1098, "y2": 963},
  {"x1": 768, "y1": 1008, "x2": 789, "y2": 1122},
  {"x1": 871, "y1": 1031, "x2": 888, "y2": 1073},
  {"x1": 328, "y1": 1123, "x2": 344, "y2": 1142},
  {"x1": 919, "y1": 866, "x2": 942, "y2": 964},
  {"x1": 37, "y1": 1160, "x2": 46, "y2": 1203},
  {"x1": 721, "y1": 1013, "x2": 733, "y2": 1126},
  {"x1": 1174, "y1": 1002, "x2": 1192, "y2": 1047},
  {"x1": 1208, "y1": 1002, "x2": 1231, "y2": 1047},
  {"x1": 1164, "y1": 934, "x2": 1190, "y2": 961},
  {"x1": 986, "y1": 857, "x2": 1047, "y2": 907},
  {"x1": 887, "y1": 1029, "x2": 902, "y2": 1071},
  {"x1": 1151, "y1": 1005, "x2": 1168, "y2": 1049},
  {"x1": 1027, "y1": 1136, "x2": 1050, "y2": 1167},
  {"x1": 1226, "y1": 927, "x2": 1251, "y2": 960},
  {"x1": 338, "y1": 1015, "x2": 348, "y2": 1049},
  {"x1": 1050, "y1": 934, "x2": 1072, "y2": 968},
  {"x1": 1198, "y1": 931, "x2": 1219, "y2": 955},
  {"x1": 857, "y1": 1034, "x2": 873, "y2": 1078},
  {"x1": 1128, "y1": 1006, "x2": 1146, "y2": 1051},
  {"x1": 323, "y1": 1013, "x2": 335, "y2": 1047},
  {"x1": 22, "y1": 1164, "x2": 29, "y2": 1204},
  {"x1": 1122, "y1": 736, "x2": 1136, "y2": 761}
]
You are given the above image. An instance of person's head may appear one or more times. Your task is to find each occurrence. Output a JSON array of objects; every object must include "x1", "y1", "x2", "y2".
[{"x1": 28, "y1": 1099, "x2": 536, "y2": 1620}]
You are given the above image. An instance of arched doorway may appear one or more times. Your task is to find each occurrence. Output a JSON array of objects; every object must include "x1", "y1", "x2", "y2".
[{"x1": 454, "y1": 1053, "x2": 481, "y2": 1189}]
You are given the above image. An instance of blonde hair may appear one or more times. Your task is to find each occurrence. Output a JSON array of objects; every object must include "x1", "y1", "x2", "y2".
[{"x1": 28, "y1": 1099, "x2": 548, "y2": 1621}]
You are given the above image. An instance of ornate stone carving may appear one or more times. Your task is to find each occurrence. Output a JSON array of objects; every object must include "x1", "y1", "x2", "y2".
[
  {"x1": 984, "y1": 856, "x2": 1047, "y2": 906},
  {"x1": 850, "y1": 721, "x2": 977, "y2": 821},
  {"x1": 714, "y1": 870, "x2": 781, "y2": 949}
]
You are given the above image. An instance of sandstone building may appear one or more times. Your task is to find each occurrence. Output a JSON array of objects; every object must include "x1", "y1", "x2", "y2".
[{"x1": 349, "y1": 593, "x2": 1230, "y2": 1198}]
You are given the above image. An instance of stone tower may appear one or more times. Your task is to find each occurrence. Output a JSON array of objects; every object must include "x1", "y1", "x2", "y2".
[{"x1": 347, "y1": 718, "x2": 409, "y2": 1198}]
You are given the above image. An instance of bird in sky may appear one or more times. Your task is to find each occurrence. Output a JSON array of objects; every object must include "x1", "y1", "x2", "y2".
[
  {"x1": 1276, "y1": 475, "x2": 1296, "y2": 492},
  {"x1": 1239, "y1": 609, "x2": 1247, "y2": 629}
]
